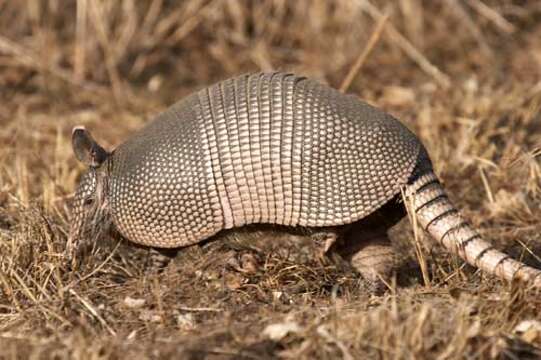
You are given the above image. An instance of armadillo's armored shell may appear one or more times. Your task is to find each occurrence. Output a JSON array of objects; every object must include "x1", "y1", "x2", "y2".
[{"x1": 109, "y1": 72, "x2": 421, "y2": 248}]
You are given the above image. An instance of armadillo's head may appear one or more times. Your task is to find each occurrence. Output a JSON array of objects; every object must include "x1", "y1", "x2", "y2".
[{"x1": 67, "y1": 126, "x2": 112, "y2": 267}]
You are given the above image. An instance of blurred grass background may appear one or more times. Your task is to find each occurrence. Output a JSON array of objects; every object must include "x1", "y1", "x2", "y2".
[{"x1": 1, "y1": 0, "x2": 541, "y2": 359}]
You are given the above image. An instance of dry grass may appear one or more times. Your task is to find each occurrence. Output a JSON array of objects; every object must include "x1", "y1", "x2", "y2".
[{"x1": 1, "y1": 0, "x2": 541, "y2": 358}]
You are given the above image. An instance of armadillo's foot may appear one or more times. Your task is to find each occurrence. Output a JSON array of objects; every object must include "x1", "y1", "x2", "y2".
[
  {"x1": 335, "y1": 232, "x2": 396, "y2": 294},
  {"x1": 145, "y1": 247, "x2": 178, "y2": 273}
]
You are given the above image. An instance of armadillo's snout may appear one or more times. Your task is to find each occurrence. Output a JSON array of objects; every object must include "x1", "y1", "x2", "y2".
[
  {"x1": 65, "y1": 234, "x2": 77, "y2": 268},
  {"x1": 66, "y1": 214, "x2": 85, "y2": 268},
  {"x1": 66, "y1": 195, "x2": 112, "y2": 268},
  {"x1": 66, "y1": 210, "x2": 107, "y2": 268}
]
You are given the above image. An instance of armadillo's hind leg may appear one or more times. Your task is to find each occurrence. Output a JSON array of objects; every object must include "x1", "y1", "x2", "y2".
[
  {"x1": 335, "y1": 229, "x2": 396, "y2": 294},
  {"x1": 330, "y1": 196, "x2": 405, "y2": 294}
]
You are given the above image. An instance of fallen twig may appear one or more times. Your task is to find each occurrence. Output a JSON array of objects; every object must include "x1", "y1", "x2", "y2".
[
  {"x1": 340, "y1": 13, "x2": 389, "y2": 92},
  {"x1": 69, "y1": 289, "x2": 116, "y2": 336},
  {"x1": 358, "y1": 0, "x2": 451, "y2": 89}
]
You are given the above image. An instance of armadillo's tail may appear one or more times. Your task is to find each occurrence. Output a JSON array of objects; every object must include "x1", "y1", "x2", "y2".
[{"x1": 405, "y1": 171, "x2": 541, "y2": 288}]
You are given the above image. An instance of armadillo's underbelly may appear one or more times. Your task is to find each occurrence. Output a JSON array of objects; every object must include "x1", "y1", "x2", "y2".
[{"x1": 110, "y1": 72, "x2": 420, "y2": 248}]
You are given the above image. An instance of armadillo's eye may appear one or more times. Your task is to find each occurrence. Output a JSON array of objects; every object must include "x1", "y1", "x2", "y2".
[{"x1": 83, "y1": 197, "x2": 94, "y2": 206}]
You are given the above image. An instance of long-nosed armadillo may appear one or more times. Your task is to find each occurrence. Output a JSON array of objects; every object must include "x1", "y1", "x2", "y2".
[{"x1": 68, "y1": 72, "x2": 541, "y2": 288}]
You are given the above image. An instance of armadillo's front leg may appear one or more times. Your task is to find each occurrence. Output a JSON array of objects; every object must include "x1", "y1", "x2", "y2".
[
  {"x1": 145, "y1": 247, "x2": 178, "y2": 273},
  {"x1": 311, "y1": 230, "x2": 339, "y2": 257}
]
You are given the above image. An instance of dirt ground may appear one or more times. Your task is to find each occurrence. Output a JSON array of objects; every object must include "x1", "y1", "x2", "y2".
[{"x1": 1, "y1": 1, "x2": 541, "y2": 359}]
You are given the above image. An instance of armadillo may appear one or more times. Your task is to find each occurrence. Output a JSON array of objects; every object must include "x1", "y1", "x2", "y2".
[{"x1": 68, "y1": 72, "x2": 541, "y2": 288}]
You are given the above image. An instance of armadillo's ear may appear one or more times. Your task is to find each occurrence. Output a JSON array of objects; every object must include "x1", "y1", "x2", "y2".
[{"x1": 72, "y1": 126, "x2": 109, "y2": 167}]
